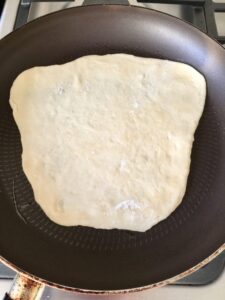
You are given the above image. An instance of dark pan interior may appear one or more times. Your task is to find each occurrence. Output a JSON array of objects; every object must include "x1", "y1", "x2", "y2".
[{"x1": 0, "y1": 5, "x2": 225, "y2": 291}]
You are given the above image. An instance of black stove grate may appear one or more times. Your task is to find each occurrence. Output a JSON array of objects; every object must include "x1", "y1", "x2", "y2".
[{"x1": 140, "y1": 0, "x2": 225, "y2": 43}]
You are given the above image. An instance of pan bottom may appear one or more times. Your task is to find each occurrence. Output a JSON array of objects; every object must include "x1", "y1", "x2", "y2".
[{"x1": 0, "y1": 104, "x2": 219, "y2": 251}]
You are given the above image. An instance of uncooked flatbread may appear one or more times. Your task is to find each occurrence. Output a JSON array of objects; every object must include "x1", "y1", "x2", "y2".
[{"x1": 9, "y1": 54, "x2": 206, "y2": 232}]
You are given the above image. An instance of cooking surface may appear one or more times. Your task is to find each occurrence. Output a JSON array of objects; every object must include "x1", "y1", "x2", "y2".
[{"x1": 0, "y1": 0, "x2": 225, "y2": 299}]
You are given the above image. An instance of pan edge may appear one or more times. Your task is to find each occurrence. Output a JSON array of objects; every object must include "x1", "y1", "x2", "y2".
[{"x1": 0, "y1": 244, "x2": 224, "y2": 294}]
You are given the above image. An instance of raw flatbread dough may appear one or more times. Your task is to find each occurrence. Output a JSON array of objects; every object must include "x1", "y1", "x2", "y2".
[{"x1": 10, "y1": 54, "x2": 206, "y2": 232}]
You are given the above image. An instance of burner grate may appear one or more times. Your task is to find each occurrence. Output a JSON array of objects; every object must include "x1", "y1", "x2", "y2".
[{"x1": 140, "y1": 0, "x2": 225, "y2": 43}]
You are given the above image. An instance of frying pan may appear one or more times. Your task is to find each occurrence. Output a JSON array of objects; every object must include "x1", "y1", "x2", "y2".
[{"x1": 0, "y1": 4, "x2": 225, "y2": 299}]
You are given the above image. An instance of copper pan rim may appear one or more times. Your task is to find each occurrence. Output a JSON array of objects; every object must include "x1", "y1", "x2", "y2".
[{"x1": 1, "y1": 243, "x2": 224, "y2": 295}]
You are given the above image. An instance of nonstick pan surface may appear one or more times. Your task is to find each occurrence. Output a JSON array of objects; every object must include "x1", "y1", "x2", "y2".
[{"x1": 0, "y1": 5, "x2": 225, "y2": 292}]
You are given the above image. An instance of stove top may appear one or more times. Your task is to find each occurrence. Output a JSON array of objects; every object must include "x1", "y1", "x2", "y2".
[
  {"x1": 0, "y1": 0, "x2": 225, "y2": 298},
  {"x1": 1, "y1": 0, "x2": 225, "y2": 43}
]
